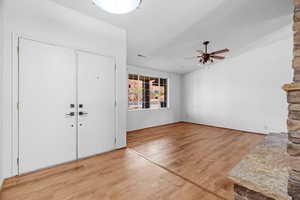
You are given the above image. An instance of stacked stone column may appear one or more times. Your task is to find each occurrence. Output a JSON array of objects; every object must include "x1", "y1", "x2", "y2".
[
  {"x1": 287, "y1": 107, "x2": 300, "y2": 200},
  {"x1": 283, "y1": 1, "x2": 300, "y2": 199}
]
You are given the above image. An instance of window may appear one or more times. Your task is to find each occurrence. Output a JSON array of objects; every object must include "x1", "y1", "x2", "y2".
[{"x1": 128, "y1": 74, "x2": 168, "y2": 110}]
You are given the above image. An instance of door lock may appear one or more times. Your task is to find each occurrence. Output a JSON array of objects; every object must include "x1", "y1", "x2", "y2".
[
  {"x1": 79, "y1": 111, "x2": 88, "y2": 116},
  {"x1": 66, "y1": 112, "x2": 75, "y2": 117}
]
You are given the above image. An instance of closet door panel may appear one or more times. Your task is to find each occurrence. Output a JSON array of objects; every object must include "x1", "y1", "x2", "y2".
[
  {"x1": 19, "y1": 38, "x2": 77, "y2": 174},
  {"x1": 77, "y1": 51, "x2": 116, "y2": 159}
]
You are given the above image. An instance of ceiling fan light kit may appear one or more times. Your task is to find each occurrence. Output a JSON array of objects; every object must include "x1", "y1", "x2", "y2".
[{"x1": 93, "y1": 0, "x2": 142, "y2": 14}]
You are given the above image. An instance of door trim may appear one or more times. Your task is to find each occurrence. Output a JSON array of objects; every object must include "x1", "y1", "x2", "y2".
[{"x1": 11, "y1": 33, "x2": 117, "y2": 176}]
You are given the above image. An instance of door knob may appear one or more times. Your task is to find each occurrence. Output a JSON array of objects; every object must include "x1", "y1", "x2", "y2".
[
  {"x1": 79, "y1": 111, "x2": 88, "y2": 116},
  {"x1": 66, "y1": 112, "x2": 75, "y2": 117}
]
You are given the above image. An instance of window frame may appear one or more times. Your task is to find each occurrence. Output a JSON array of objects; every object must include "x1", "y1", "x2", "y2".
[{"x1": 128, "y1": 73, "x2": 170, "y2": 112}]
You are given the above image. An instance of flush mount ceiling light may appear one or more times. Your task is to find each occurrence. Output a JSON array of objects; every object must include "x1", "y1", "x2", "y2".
[{"x1": 93, "y1": 0, "x2": 142, "y2": 14}]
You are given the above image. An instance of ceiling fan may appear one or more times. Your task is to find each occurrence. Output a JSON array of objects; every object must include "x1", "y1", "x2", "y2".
[{"x1": 187, "y1": 41, "x2": 229, "y2": 64}]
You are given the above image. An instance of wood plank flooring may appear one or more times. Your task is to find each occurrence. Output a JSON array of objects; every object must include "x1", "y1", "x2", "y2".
[
  {"x1": 0, "y1": 122, "x2": 264, "y2": 200},
  {"x1": 127, "y1": 123, "x2": 264, "y2": 200}
]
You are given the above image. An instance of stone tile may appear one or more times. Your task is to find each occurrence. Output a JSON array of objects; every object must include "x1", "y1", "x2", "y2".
[
  {"x1": 295, "y1": 32, "x2": 300, "y2": 45},
  {"x1": 290, "y1": 170, "x2": 300, "y2": 182},
  {"x1": 293, "y1": 22, "x2": 300, "y2": 32},
  {"x1": 288, "y1": 91, "x2": 300, "y2": 103},
  {"x1": 287, "y1": 142, "x2": 300, "y2": 156},
  {"x1": 288, "y1": 120, "x2": 300, "y2": 132},
  {"x1": 289, "y1": 111, "x2": 300, "y2": 120},
  {"x1": 289, "y1": 156, "x2": 300, "y2": 171},
  {"x1": 234, "y1": 184, "x2": 275, "y2": 200},
  {"x1": 234, "y1": 193, "x2": 247, "y2": 200},
  {"x1": 288, "y1": 179, "x2": 300, "y2": 199},
  {"x1": 295, "y1": 12, "x2": 300, "y2": 23},
  {"x1": 294, "y1": 47, "x2": 300, "y2": 56},
  {"x1": 294, "y1": 0, "x2": 300, "y2": 8},
  {"x1": 293, "y1": 71, "x2": 300, "y2": 82},
  {"x1": 234, "y1": 184, "x2": 248, "y2": 196},
  {"x1": 295, "y1": 0, "x2": 300, "y2": 7},
  {"x1": 288, "y1": 131, "x2": 300, "y2": 144},
  {"x1": 293, "y1": 57, "x2": 300, "y2": 69},
  {"x1": 289, "y1": 104, "x2": 300, "y2": 112}
]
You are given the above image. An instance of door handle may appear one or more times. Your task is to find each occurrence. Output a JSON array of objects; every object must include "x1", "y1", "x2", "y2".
[
  {"x1": 79, "y1": 111, "x2": 88, "y2": 116},
  {"x1": 66, "y1": 112, "x2": 75, "y2": 117}
]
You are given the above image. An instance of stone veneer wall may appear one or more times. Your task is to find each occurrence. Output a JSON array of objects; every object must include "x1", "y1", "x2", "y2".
[
  {"x1": 234, "y1": 185, "x2": 275, "y2": 200},
  {"x1": 285, "y1": 0, "x2": 300, "y2": 199},
  {"x1": 233, "y1": 0, "x2": 300, "y2": 199}
]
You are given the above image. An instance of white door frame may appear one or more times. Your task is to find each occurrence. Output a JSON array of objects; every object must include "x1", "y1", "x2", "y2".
[{"x1": 11, "y1": 33, "x2": 117, "y2": 176}]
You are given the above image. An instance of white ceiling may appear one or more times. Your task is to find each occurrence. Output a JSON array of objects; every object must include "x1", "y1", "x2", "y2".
[{"x1": 51, "y1": 0, "x2": 293, "y2": 74}]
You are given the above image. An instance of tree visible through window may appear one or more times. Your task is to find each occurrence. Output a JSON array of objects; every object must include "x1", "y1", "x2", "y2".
[{"x1": 128, "y1": 74, "x2": 168, "y2": 110}]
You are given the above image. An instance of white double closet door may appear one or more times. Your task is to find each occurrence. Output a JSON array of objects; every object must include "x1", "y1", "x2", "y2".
[{"x1": 18, "y1": 38, "x2": 116, "y2": 174}]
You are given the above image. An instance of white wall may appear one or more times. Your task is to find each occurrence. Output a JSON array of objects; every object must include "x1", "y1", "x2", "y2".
[
  {"x1": 0, "y1": 0, "x2": 4, "y2": 188},
  {"x1": 182, "y1": 25, "x2": 293, "y2": 134},
  {"x1": 1, "y1": 0, "x2": 127, "y2": 179},
  {"x1": 127, "y1": 65, "x2": 182, "y2": 131}
]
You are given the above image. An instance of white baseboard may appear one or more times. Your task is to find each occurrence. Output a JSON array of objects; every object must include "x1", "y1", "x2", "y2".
[{"x1": 183, "y1": 121, "x2": 268, "y2": 135}]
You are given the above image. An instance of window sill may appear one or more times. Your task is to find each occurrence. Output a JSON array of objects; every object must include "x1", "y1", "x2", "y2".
[{"x1": 128, "y1": 107, "x2": 170, "y2": 112}]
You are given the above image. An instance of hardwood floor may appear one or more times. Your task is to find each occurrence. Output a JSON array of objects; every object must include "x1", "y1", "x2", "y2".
[
  {"x1": 128, "y1": 123, "x2": 264, "y2": 200},
  {"x1": 1, "y1": 122, "x2": 264, "y2": 200}
]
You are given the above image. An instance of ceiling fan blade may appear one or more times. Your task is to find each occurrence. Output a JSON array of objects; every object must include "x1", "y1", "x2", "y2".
[
  {"x1": 196, "y1": 50, "x2": 204, "y2": 54},
  {"x1": 211, "y1": 55, "x2": 225, "y2": 59},
  {"x1": 184, "y1": 56, "x2": 202, "y2": 60},
  {"x1": 210, "y1": 48, "x2": 229, "y2": 55},
  {"x1": 184, "y1": 56, "x2": 197, "y2": 60}
]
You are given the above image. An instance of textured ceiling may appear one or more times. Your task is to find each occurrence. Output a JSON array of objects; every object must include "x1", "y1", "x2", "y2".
[{"x1": 51, "y1": 0, "x2": 293, "y2": 74}]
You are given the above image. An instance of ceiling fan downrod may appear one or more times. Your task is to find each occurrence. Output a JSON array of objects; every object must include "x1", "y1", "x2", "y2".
[{"x1": 203, "y1": 41, "x2": 209, "y2": 54}]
